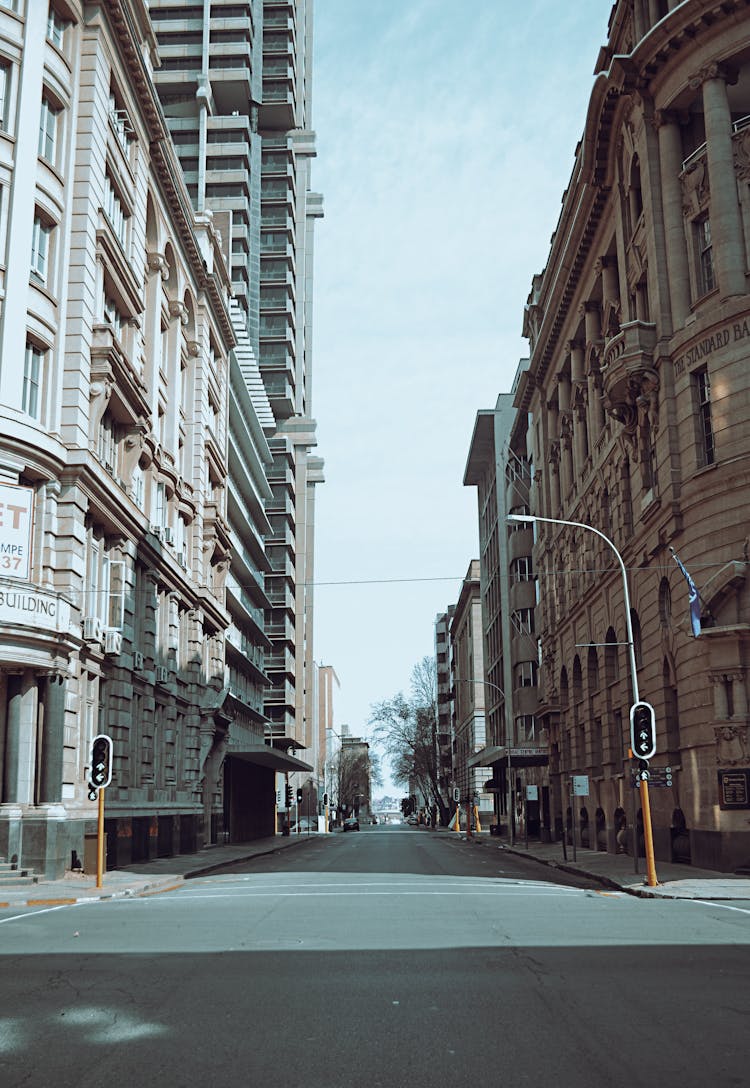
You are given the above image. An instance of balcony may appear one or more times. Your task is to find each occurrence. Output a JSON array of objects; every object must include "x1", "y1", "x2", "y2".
[{"x1": 601, "y1": 320, "x2": 658, "y2": 431}]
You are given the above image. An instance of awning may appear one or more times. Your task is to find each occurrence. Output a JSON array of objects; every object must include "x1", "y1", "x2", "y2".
[
  {"x1": 468, "y1": 745, "x2": 549, "y2": 769},
  {"x1": 227, "y1": 745, "x2": 313, "y2": 773}
]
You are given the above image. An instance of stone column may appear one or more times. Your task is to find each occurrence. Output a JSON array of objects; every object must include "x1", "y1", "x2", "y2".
[
  {"x1": 3, "y1": 672, "x2": 36, "y2": 804},
  {"x1": 656, "y1": 112, "x2": 691, "y2": 327},
  {"x1": 39, "y1": 673, "x2": 66, "y2": 804},
  {"x1": 693, "y1": 65, "x2": 747, "y2": 296},
  {"x1": 549, "y1": 444, "x2": 560, "y2": 515}
]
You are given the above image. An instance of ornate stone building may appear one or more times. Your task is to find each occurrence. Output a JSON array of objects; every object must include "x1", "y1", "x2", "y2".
[
  {"x1": 0, "y1": 0, "x2": 241, "y2": 876},
  {"x1": 519, "y1": 0, "x2": 750, "y2": 871}
]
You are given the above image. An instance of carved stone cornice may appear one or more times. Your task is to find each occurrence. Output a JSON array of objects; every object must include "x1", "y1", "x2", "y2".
[{"x1": 688, "y1": 63, "x2": 737, "y2": 91}]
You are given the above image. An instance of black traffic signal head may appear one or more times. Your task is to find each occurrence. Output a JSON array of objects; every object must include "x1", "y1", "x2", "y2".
[
  {"x1": 296, "y1": 788, "x2": 303, "y2": 804},
  {"x1": 90, "y1": 734, "x2": 113, "y2": 789},
  {"x1": 285, "y1": 784, "x2": 293, "y2": 807},
  {"x1": 630, "y1": 701, "x2": 656, "y2": 760}
]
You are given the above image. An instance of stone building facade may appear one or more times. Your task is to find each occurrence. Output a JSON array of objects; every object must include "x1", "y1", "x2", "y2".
[
  {"x1": 0, "y1": 0, "x2": 247, "y2": 876},
  {"x1": 518, "y1": 0, "x2": 750, "y2": 871}
]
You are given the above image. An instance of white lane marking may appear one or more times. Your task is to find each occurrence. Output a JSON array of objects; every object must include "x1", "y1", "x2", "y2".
[
  {"x1": 686, "y1": 899, "x2": 750, "y2": 916},
  {"x1": 0, "y1": 903, "x2": 77, "y2": 926},
  {"x1": 114, "y1": 888, "x2": 582, "y2": 902}
]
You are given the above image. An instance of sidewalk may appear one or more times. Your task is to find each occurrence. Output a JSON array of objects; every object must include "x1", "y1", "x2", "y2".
[
  {"x1": 0, "y1": 832, "x2": 318, "y2": 910},
  {"x1": 439, "y1": 827, "x2": 750, "y2": 900}
]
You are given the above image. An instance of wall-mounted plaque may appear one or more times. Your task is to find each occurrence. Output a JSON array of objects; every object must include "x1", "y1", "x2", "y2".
[{"x1": 718, "y1": 769, "x2": 750, "y2": 810}]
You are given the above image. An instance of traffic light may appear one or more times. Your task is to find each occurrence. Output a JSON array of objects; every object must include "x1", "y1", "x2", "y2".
[
  {"x1": 285, "y1": 784, "x2": 294, "y2": 808},
  {"x1": 296, "y1": 788, "x2": 303, "y2": 804},
  {"x1": 322, "y1": 792, "x2": 329, "y2": 806},
  {"x1": 90, "y1": 734, "x2": 113, "y2": 790},
  {"x1": 630, "y1": 701, "x2": 656, "y2": 760}
]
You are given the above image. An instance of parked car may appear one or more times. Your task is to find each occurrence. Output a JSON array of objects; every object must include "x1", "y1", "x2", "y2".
[
  {"x1": 406, "y1": 814, "x2": 418, "y2": 825},
  {"x1": 343, "y1": 817, "x2": 360, "y2": 832}
]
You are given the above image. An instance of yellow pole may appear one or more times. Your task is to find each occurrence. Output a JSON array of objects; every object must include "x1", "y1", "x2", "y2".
[
  {"x1": 474, "y1": 805, "x2": 482, "y2": 834},
  {"x1": 455, "y1": 802, "x2": 460, "y2": 833},
  {"x1": 639, "y1": 777, "x2": 658, "y2": 887},
  {"x1": 96, "y1": 786, "x2": 105, "y2": 889}
]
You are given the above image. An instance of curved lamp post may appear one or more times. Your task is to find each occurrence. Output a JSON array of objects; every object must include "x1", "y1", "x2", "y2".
[{"x1": 507, "y1": 513, "x2": 658, "y2": 887}]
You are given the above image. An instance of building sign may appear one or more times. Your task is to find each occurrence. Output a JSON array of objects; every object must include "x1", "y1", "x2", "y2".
[
  {"x1": 718, "y1": 769, "x2": 750, "y2": 810},
  {"x1": 571, "y1": 775, "x2": 590, "y2": 797},
  {"x1": 0, "y1": 482, "x2": 34, "y2": 580},
  {"x1": 673, "y1": 318, "x2": 750, "y2": 377},
  {"x1": 0, "y1": 587, "x2": 71, "y2": 634}
]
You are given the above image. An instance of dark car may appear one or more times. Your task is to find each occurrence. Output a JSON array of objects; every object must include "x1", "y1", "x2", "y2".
[{"x1": 343, "y1": 817, "x2": 360, "y2": 832}]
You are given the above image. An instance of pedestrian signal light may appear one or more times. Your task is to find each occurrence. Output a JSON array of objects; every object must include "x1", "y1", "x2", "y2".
[
  {"x1": 630, "y1": 701, "x2": 656, "y2": 761},
  {"x1": 90, "y1": 734, "x2": 113, "y2": 789},
  {"x1": 296, "y1": 788, "x2": 303, "y2": 804}
]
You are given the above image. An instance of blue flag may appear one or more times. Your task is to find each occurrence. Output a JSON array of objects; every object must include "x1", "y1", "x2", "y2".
[{"x1": 672, "y1": 552, "x2": 701, "y2": 637}]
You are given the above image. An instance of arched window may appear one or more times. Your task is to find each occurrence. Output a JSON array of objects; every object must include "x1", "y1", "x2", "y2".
[
  {"x1": 630, "y1": 609, "x2": 643, "y2": 671},
  {"x1": 605, "y1": 627, "x2": 619, "y2": 685},
  {"x1": 629, "y1": 155, "x2": 643, "y2": 229},
  {"x1": 587, "y1": 645, "x2": 599, "y2": 693},
  {"x1": 659, "y1": 577, "x2": 671, "y2": 627}
]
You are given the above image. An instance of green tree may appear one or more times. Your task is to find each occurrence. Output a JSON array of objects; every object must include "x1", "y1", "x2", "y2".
[{"x1": 369, "y1": 656, "x2": 450, "y2": 825}]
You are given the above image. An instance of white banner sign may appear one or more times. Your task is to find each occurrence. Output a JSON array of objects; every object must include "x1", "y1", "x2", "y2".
[{"x1": 0, "y1": 483, "x2": 34, "y2": 580}]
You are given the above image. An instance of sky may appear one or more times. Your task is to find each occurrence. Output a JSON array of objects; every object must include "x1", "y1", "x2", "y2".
[{"x1": 309, "y1": 0, "x2": 611, "y2": 793}]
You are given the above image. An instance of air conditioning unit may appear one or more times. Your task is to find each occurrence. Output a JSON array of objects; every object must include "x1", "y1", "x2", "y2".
[
  {"x1": 83, "y1": 615, "x2": 103, "y2": 643},
  {"x1": 133, "y1": 650, "x2": 144, "y2": 670},
  {"x1": 163, "y1": 526, "x2": 174, "y2": 546},
  {"x1": 155, "y1": 665, "x2": 169, "y2": 683},
  {"x1": 103, "y1": 628, "x2": 122, "y2": 656},
  {"x1": 149, "y1": 524, "x2": 162, "y2": 539}
]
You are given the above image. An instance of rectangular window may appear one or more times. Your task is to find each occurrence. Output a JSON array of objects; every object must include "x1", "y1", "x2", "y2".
[
  {"x1": 98, "y1": 412, "x2": 118, "y2": 473},
  {"x1": 31, "y1": 214, "x2": 52, "y2": 283},
  {"x1": 0, "y1": 62, "x2": 10, "y2": 132},
  {"x1": 511, "y1": 608, "x2": 535, "y2": 636},
  {"x1": 104, "y1": 174, "x2": 128, "y2": 249},
  {"x1": 697, "y1": 216, "x2": 715, "y2": 296},
  {"x1": 694, "y1": 367, "x2": 715, "y2": 466},
  {"x1": 108, "y1": 90, "x2": 133, "y2": 156},
  {"x1": 23, "y1": 342, "x2": 43, "y2": 418},
  {"x1": 47, "y1": 6, "x2": 67, "y2": 50},
  {"x1": 516, "y1": 661, "x2": 538, "y2": 688},
  {"x1": 38, "y1": 94, "x2": 60, "y2": 162},
  {"x1": 511, "y1": 556, "x2": 533, "y2": 584}
]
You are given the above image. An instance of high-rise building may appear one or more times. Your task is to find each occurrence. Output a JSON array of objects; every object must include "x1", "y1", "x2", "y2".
[{"x1": 148, "y1": 1, "x2": 324, "y2": 769}]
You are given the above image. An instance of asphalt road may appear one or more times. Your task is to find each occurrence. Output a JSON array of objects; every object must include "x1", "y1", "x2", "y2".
[{"x1": 2, "y1": 825, "x2": 749, "y2": 1088}]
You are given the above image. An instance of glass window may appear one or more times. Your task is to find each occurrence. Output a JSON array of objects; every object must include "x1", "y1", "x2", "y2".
[
  {"x1": 47, "y1": 5, "x2": 67, "y2": 49},
  {"x1": 104, "y1": 174, "x2": 128, "y2": 249},
  {"x1": 31, "y1": 214, "x2": 52, "y2": 283},
  {"x1": 0, "y1": 63, "x2": 10, "y2": 132},
  {"x1": 693, "y1": 367, "x2": 715, "y2": 466},
  {"x1": 697, "y1": 217, "x2": 715, "y2": 296},
  {"x1": 23, "y1": 342, "x2": 43, "y2": 418},
  {"x1": 511, "y1": 556, "x2": 533, "y2": 584},
  {"x1": 38, "y1": 94, "x2": 61, "y2": 163}
]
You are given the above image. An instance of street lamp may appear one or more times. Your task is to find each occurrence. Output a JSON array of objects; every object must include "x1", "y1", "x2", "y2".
[{"x1": 507, "y1": 513, "x2": 658, "y2": 887}]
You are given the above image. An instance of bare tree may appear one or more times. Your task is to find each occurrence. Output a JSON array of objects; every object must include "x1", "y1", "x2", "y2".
[
  {"x1": 369, "y1": 656, "x2": 450, "y2": 825},
  {"x1": 327, "y1": 745, "x2": 382, "y2": 820}
]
